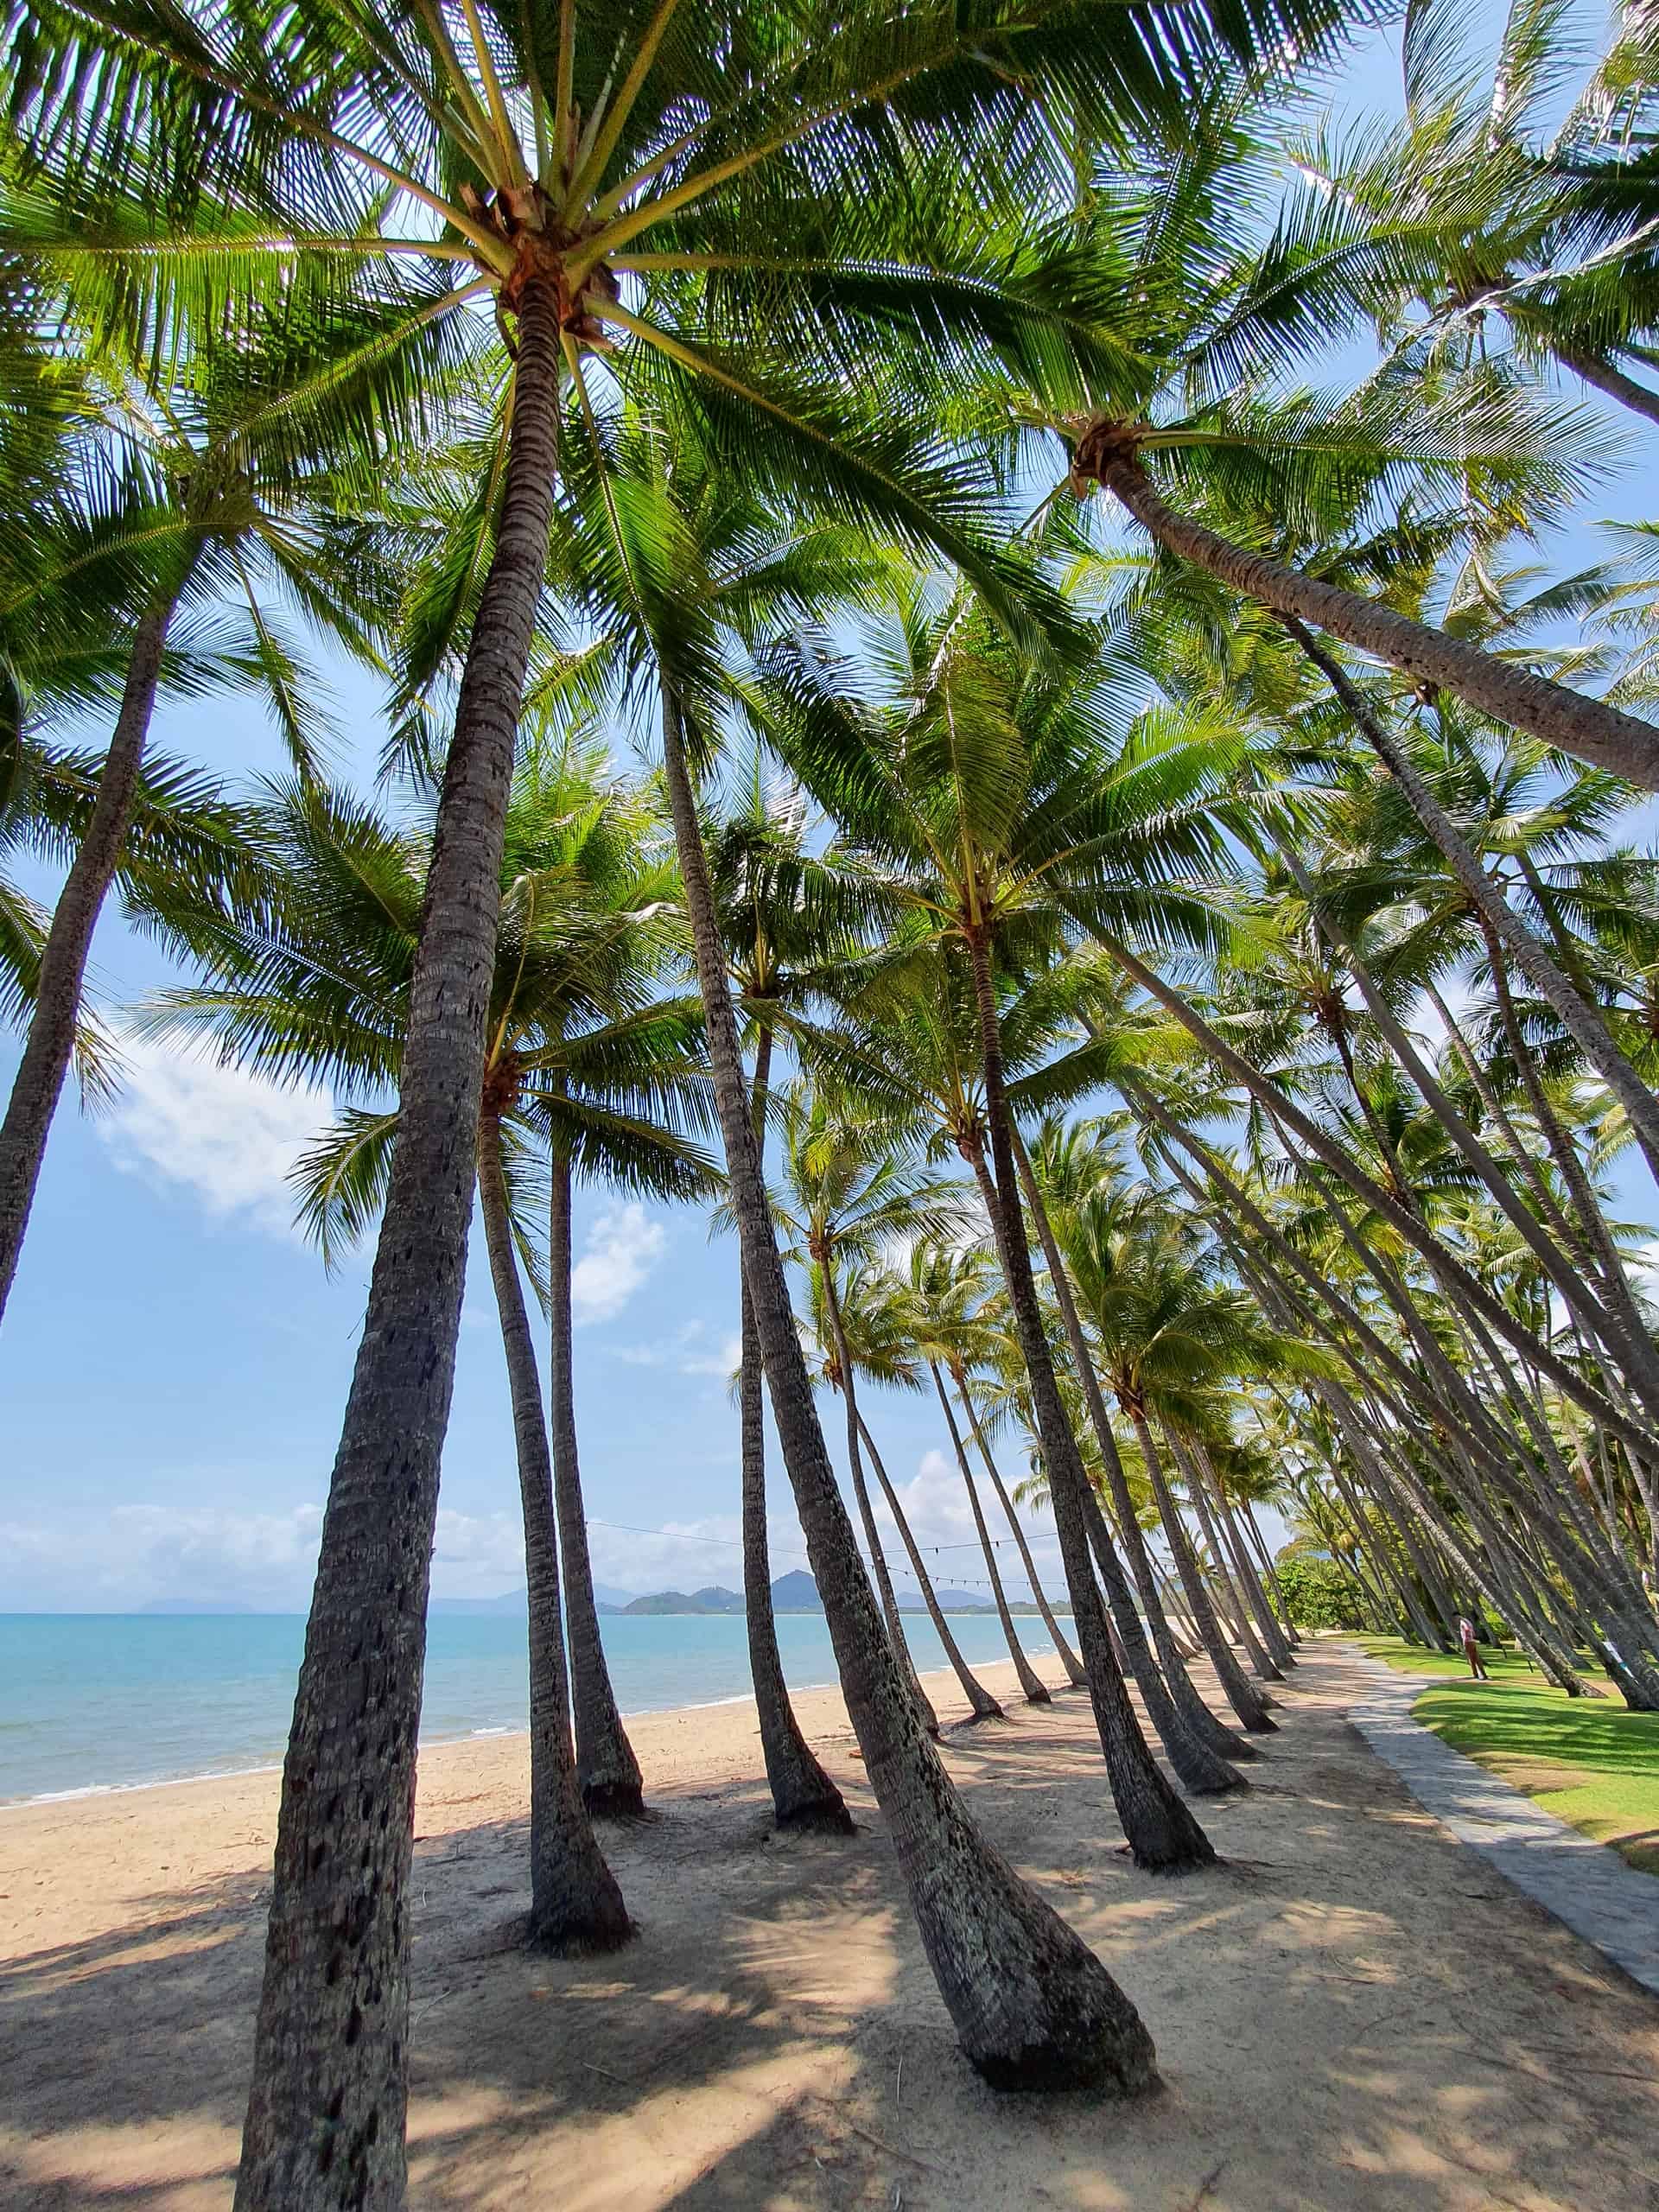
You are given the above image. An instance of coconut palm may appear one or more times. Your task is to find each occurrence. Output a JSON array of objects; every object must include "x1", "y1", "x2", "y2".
[
  {"x1": 141, "y1": 742, "x2": 719, "y2": 1947},
  {"x1": 770, "y1": 1084, "x2": 1003, "y2": 1724},
  {"x1": 0, "y1": 254, "x2": 415, "y2": 1322},
  {"x1": 904, "y1": 1243, "x2": 1053, "y2": 1703},
  {"x1": 988, "y1": 78, "x2": 1659, "y2": 782},
  {"x1": 772, "y1": 581, "x2": 1237, "y2": 1869},
  {"x1": 705, "y1": 765, "x2": 874, "y2": 1828}
]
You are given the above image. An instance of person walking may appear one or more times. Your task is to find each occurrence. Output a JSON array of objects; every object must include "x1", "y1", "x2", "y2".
[{"x1": 1459, "y1": 1616, "x2": 1491, "y2": 1681}]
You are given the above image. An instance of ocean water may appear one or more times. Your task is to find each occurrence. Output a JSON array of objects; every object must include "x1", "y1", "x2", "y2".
[{"x1": 0, "y1": 1608, "x2": 1075, "y2": 1804}]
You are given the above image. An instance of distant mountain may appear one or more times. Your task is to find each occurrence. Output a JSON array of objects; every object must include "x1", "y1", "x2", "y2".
[
  {"x1": 140, "y1": 1598, "x2": 256, "y2": 1616},
  {"x1": 768, "y1": 1568, "x2": 822, "y2": 1611},
  {"x1": 619, "y1": 1584, "x2": 743, "y2": 1616}
]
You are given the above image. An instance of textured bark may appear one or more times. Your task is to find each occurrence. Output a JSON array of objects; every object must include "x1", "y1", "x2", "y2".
[
  {"x1": 1077, "y1": 1477, "x2": 1245, "y2": 1795},
  {"x1": 1556, "y1": 343, "x2": 1659, "y2": 429},
  {"x1": 234, "y1": 270, "x2": 568, "y2": 2212},
  {"x1": 1168, "y1": 1430, "x2": 1281, "y2": 1682},
  {"x1": 931, "y1": 1363, "x2": 1049, "y2": 1701},
  {"x1": 740, "y1": 1028, "x2": 853, "y2": 1832},
  {"x1": 660, "y1": 689, "x2": 1156, "y2": 2093},
  {"x1": 0, "y1": 587, "x2": 178, "y2": 1324},
  {"x1": 959, "y1": 1384, "x2": 1089, "y2": 1688},
  {"x1": 1084, "y1": 443, "x2": 1659, "y2": 787},
  {"x1": 819, "y1": 1267, "x2": 939, "y2": 1733},
  {"x1": 1100, "y1": 931, "x2": 1659, "y2": 1466},
  {"x1": 1131, "y1": 1408, "x2": 1277, "y2": 1734},
  {"x1": 1284, "y1": 619, "x2": 1659, "y2": 1182},
  {"x1": 854, "y1": 1404, "x2": 1004, "y2": 1719},
  {"x1": 963, "y1": 931, "x2": 1216, "y2": 1872},
  {"x1": 1006, "y1": 1128, "x2": 1247, "y2": 1775},
  {"x1": 478, "y1": 1118, "x2": 632, "y2": 1948},
  {"x1": 548, "y1": 1149, "x2": 645, "y2": 1817}
]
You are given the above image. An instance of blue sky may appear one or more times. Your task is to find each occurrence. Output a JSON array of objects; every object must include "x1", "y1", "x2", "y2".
[{"x1": 3, "y1": 3, "x2": 1656, "y2": 1613}]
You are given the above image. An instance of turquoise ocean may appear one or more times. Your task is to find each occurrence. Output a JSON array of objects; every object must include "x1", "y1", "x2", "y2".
[{"x1": 0, "y1": 1609, "x2": 1074, "y2": 1804}]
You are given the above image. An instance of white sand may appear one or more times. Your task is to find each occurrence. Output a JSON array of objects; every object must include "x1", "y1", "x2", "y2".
[{"x1": 2, "y1": 1639, "x2": 1656, "y2": 2209}]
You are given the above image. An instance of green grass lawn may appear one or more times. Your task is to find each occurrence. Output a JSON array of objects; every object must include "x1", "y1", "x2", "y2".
[{"x1": 1346, "y1": 1634, "x2": 1659, "y2": 1877}]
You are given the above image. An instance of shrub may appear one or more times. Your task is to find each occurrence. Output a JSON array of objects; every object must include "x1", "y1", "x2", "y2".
[{"x1": 1274, "y1": 1552, "x2": 1369, "y2": 1630}]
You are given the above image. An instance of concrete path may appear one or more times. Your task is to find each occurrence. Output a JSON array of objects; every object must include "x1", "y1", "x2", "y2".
[{"x1": 1347, "y1": 1650, "x2": 1659, "y2": 2000}]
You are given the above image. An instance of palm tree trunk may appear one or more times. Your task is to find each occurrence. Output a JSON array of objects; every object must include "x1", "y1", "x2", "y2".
[
  {"x1": 963, "y1": 927, "x2": 1217, "y2": 1873},
  {"x1": 1167, "y1": 1429, "x2": 1282, "y2": 1682},
  {"x1": 1004, "y1": 1127, "x2": 1248, "y2": 1775},
  {"x1": 1080, "y1": 440, "x2": 1659, "y2": 786},
  {"x1": 234, "y1": 268, "x2": 568, "y2": 2212},
  {"x1": 1099, "y1": 931, "x2": 1659, "y2": 1466},
  {"x1": 1130, "y1": 1407, "x2": 1277, "y2": 1733},
  {"x1": 1244, "y1": 1510, "x2": 1300, "y2": 1645},
  {"x1": 477, "y1": 1114, "x2": 632, "y2": 1948},
  {"x1": 816, "y1": 1267, "x2": 942, "y2": 1730},
  {"x1": 1076, "y1": 1475, "x2": 1246, "y2": 1794},
  {"x1": 1283, "y1": 619, "x2": 1659, "y2": 1181},
  {"x1": 741, "y1": 1026, "x2": 852, "y2": 1831},
  {"x1": 1554, "y1": 343, "x2": 1659, "y2": 429},
  {"x1": 658, "y1": 685, "x2": 1157, "y2": 2094},
  {"x1": 548, "y1": 1147, "x2": 645, "y2": 1817},
  {"x1": 1277, "y1": 836, "x2": 1659, "y2": 1419},
  {"x1": 855, "y1": 1408, "x2": 1004, "y2": 1719},
  {"x1": 0, "y1": 582, "x2": 181, "y2": 1324},
  {"x1": 959, "y1": 1383, "x2": 1089, "y2": 1687},
  {"x1": 1206, "y1": 1468, "x2": 1294, "y2": 1667},
  {"x1": 931, "y1": 1363, "x2": 1049, "y2": 1701}
]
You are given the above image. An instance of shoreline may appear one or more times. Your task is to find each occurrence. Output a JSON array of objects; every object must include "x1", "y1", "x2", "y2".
[
  {"x1": 5, "y1": 1642, "x2": 1656, "y2": 2212},
  {"x1": 0, "y1": 1618, "x2": 1075, "y2": 1809}
]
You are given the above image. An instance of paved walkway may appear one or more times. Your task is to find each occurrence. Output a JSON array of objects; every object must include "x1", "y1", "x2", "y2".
[{"x1": 1347, "y1": 1651, "x2": 1659, "y2": 2000}]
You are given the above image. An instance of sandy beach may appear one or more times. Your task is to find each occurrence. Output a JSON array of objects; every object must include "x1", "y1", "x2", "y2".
[{"x1": 3, "y1": 1638, "x2": 1656, "y2": 2209}]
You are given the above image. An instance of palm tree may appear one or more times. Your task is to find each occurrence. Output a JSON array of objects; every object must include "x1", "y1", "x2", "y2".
[
  {"x1": 992, "y1": 79, "x2": 1659, "y2": 781},
  {"x1": 772, "y1": 1085, "x2": 1003, "y2": 1725},
  {"x1": 705, "y1": 766, "x2": 862, "y2": 1828},
  {"x1": 1295, "y1": 0, "x2": 1659, "y2": 426},
  {"x1": 0, "y1": 260, "x2": 409, "y2": 1320},
  {"x1": 773, "y1": 583, "x2": 1227, "y2": 1871},
  {"x1": 551, "y1": 403, "x2": 1169, "y2": 2086},
  {"x1": 905, "y1": 1243, "x2": 1052, "y2": 1703},
  {"x1": 143, "y1": 746, "x2": 717, "y2": 1946}
]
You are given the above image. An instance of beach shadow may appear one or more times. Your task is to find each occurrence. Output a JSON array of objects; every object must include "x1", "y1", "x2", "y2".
[{"x1": 2, "y1": 1648, "x2": 1656, "y2": 2210}]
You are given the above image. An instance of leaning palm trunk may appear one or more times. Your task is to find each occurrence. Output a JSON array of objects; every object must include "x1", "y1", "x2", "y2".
[
  {"x1": 1102, "y1": 932, "x2": 1659, "y2": 1467},
  {"x1": 818, "y1": 1270, "x2": 939, "y2": 1732},
  {"x1": 1077, "y1": 1475, "x2": 1246, "y2": 1795},
  {"x1": 741, "y1": 1029, "x2": 852, "y2": 1831},
  {"x1": 1284, "y1": 619, "x2": 1659, "y2": 1183},
  {"x1": 1006, "y1": 1129, "x2": 1248, "y2": 1778},
  {"x1": 931, "y1": 1363, "x2": 1049, "y2": 1702},
  {"x1": 854, "y1": 1405, "x2": 1004, "y2": 1719},
  {"x1": 659, "y1": 687, "x2": 1157, "y2": 2093},
  {"x1": 1166, "y1": 1430, "x2": 1281, "y2": 1683},
  {"x1": 1077, "y1": 436, "x2": 1659, "y2": 788},
  {"x1": 0, "y1": 581, "x2": 182, "y2": 1325},
  {"x1": 1554, "y1": 343, "x2": 1659, "y2": 429},
  {"x1": 1205, "y1": 1467, "x2": 1294, "y2": 1668},
  {"x1": 963, "y1": 930, "x2": 1216, "y2": 1873},
  {"x1": 960, "y1": 1383, "x2": 1088, "y2": 1687},
  {"x1": 478, "y1": 1115, "x2": 632, "y2": 1948},
  {"x1": 548, "y1": 1150, "x2": 645, "y2": 1817},
  {"x1": 235, "y1": 275, "x2": 567, "y2": 2211},
  {"x1": 1129, "y1": 1407, "x2": 1277, "y2": 1734}
]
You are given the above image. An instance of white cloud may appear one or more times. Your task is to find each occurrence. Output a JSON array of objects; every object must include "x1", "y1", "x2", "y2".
[
  {"x1": 99, "y1": 1033, "x2": 332, "y2": 1236},
  {"x1": 570, "y1": 1203, "x2": 666, "y2": 1324},
  {"x1": 866, "y1": 1444, "x2": 1068, "y2": 1605},
  {"x1": 610, "y1": 1319, "x2": 741, "y2": 1378},
  {"x1": 0, "y1": 1500, "x2": 325, "y2": 1610}
]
